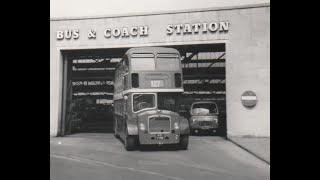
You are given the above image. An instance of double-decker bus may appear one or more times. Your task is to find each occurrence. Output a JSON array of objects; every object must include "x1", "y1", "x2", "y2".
[{"x1": 113, "y1": 47, "x2": 190, "y2": 150}]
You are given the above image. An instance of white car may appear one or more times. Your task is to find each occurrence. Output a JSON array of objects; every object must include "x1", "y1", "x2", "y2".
[{"x1": 189, "y1": 101, "x2": 219, "y2": 135}]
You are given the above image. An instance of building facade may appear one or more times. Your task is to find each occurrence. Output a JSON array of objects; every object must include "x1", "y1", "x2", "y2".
[{"x1": 50, "y1": 3, "x2": 270, "y2": 137}]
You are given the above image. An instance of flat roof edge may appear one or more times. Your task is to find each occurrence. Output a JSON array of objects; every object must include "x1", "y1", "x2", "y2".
[
  {"x1": 50, "y1": 2, "x2": 270, "y2": 21},
  {"x1": 125, "y1": 47, "x2": 180, "y2": 55}
]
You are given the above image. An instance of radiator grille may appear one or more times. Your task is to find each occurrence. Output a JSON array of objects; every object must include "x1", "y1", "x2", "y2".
[
  {"x1": 199, "y1": 121, "x2": 214, "y2": 127},
  {"x1": 148, "y1": 116, "x2": 171, "y2": 133}
]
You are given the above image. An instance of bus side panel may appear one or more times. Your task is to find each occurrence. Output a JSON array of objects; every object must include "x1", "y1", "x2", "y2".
[{"x1": 126, "y1": 94, "x2": 138, "y2": 135}]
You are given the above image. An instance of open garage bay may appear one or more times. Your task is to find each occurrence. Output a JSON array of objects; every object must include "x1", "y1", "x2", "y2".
[{"x1": 62, "y1": 44, "x2": 227, "y2": 136}]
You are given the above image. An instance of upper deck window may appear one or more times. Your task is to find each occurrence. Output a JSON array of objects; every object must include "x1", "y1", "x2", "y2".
[
  {"x1": 131, "y1": 53, "x2": 155, "y2": 71},
  {"x1": 156, "y1": 53, "x2": 180, "y2": 71}
]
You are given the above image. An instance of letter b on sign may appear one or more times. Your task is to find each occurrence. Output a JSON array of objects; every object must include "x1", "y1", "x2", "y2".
[{"x1": 56, "y1": 31, "x2": 64, "y2": 40}]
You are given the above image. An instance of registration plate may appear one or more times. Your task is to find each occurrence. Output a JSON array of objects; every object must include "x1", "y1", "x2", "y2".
[
  {"x1": 155, "y1": 134, "x2": 164, "y2": 140},
  {"x1": 151, "y1": 80, "x2": 164, "y2": 87}
]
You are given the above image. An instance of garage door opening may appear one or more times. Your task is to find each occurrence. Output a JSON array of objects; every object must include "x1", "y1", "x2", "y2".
[
  {"x1": 60, "y1": 44, "x2": 226, "y2": 136},
  {"x1": 61, "y1": 48, "x2": 128, "y2": 135},
  {"x1": 170, "y1": 44, "x2": 227, "y2": 136}
]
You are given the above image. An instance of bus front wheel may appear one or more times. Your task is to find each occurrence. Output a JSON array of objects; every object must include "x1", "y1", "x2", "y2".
[
  {"x1": 124, "y1": 126, "x2": 137, "y2": 151},
  {"x1": 179, "y1": 135, "x2": 189, "y2": 150},
  {"x1": 114, "y1": 120, "x2": 119, "y2": 138},
  {"x1": 124, "y1": 135, "x2": 137, "y2": 151}
]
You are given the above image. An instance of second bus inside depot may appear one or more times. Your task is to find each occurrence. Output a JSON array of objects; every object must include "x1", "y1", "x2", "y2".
[{"x1": 50, "y1": 3, "x2": 270, "y2": 138}]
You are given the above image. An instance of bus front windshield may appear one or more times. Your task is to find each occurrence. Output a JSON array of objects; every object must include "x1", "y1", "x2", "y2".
[
  {"x1": 157, "y1": 93, "x2": 179, "y2": 113},
  {"x1": 133, "y1": 93, "x2": 180, "y2": 113},
  {"x1": 133, "y1": 94, "x2": 155, "y2": 112}
]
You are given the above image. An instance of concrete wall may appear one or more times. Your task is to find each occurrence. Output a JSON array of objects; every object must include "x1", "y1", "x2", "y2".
[
  {"x1": 50, "y1": 24, "x2": 62, "y2": 136},
  {"x1": 50, "y1": 4, "x2": 270, "y2": 137},
  {"x1": 225, "y1": 7, "x2": 270, "y2": 137}
]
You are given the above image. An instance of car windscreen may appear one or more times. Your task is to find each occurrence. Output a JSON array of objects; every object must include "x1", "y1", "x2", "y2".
[{"x1": 191, "y1": 103, "x2": 218, "y2": 115}]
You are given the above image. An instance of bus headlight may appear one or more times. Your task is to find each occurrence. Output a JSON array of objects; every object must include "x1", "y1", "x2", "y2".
[
  {"x1": 139, "y1": 123, "x2": 146, "y2": 131},
  {"x1": 174, "y1": 122, "x2": 179, "y2": 130}
]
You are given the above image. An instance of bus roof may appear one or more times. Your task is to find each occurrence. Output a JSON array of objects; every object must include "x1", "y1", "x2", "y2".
[{"x1": 125, "y1": 47, "x2": 180, "y2": 56}]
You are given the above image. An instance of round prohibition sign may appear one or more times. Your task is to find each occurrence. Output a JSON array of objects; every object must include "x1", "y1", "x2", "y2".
[{"x1": 241, "y1": 91, "x2": 257, "y2": 108}]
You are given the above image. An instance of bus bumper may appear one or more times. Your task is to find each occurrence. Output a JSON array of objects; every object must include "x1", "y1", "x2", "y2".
[{"x1": 138, "y1": 132, "x2": 180, "y2": 145}]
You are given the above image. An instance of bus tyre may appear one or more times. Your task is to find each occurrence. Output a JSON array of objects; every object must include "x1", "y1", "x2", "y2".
[
  {"x1": 114, "y1": 122, "x2": 119, "y2": 138},
  {"x1": 124, "y1": 135, "x2": 137, "y2": 151},
  {"x1": 179, "y1": 135, "x2": 189, "y2": 150},
  {"x1": 114, "y1": 131, "x2": 119, "y2": 138}
]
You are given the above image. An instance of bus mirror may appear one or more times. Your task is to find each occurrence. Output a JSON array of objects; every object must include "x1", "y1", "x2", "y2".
[
  {"x1": 132, "y1": 73, "x2": 139, "y2": 88},
  {"x1": 124, "y1": 95, "x2": 128, "y2": 100},
  {"x1": 174, "y1": 73, "x2": 182, "y2": 87}
]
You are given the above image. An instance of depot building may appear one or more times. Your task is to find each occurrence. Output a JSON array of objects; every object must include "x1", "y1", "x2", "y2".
[{"x1": 50, "y1": 3, "x2": 270, "y2": 138}]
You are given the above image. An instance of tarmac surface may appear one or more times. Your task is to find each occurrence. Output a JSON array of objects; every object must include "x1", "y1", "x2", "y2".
[
  {"x1": 50, "y1": 133, "x2": 270, "y2": 180},
  {"x1": 228, "y1": 136, "x2": 270, "y2": 164}
]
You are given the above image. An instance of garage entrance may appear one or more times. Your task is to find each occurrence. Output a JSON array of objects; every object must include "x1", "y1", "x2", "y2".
[{"x1": 60, "y1": 44, "x2": 226, "y2": 136}]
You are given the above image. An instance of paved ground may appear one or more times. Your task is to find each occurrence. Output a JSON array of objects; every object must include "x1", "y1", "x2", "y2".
[
  {"x1": 228, "y1": 137, "x2": 270, "y2": 164},
  {"x1": 50, "y1": 133, "x2": 270, "y2": 180}
]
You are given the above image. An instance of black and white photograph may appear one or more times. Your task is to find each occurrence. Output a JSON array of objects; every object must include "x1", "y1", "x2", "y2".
[{"x1": 50, "y1": 0, "x2": 270, "y2": 179}]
